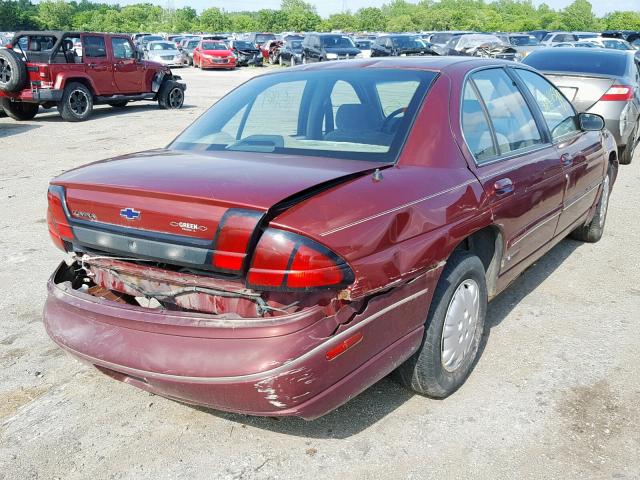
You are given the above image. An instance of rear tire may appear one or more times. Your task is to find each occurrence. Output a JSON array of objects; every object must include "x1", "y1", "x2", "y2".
[
  {"x1": 0, "y1": 49, "x2": 27, "y2": 93},
  {"x1": 570, "y1": 169, "x2": 611, "y2": 243},
  {"x1": 58, "y1": 82, "x2": 93, "y2": 122},
  {"x1": 158, "y1": 81, "x2": 184, "y2": 110},
  {"x1": 396, "y1": 251, "x2": 488, "y2": 398},
  {"x1": 0, "y1": 98, "x2": 38, "y2": 120},
  {"x1": 619, "y1": 123, "x2": 637, "y2": 165}
]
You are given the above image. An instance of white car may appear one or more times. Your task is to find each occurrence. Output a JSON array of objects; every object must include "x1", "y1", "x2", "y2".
[
  {"x1": 144, "y1": 41, "x2": 185, "y2": 67},
  {"x1": 583, "y1": 38, "x2": 637, "y2": 51},
  {"x1": 540, "y1": 32, "x2": 579, "y2": 46}
]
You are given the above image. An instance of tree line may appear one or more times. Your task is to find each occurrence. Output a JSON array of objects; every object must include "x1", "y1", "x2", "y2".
[{"x1": 1, "y1": 0, "x2": 640, "y2": 34}]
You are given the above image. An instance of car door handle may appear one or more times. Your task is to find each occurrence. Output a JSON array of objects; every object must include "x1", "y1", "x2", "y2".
[
  {"x1": 87, "y1": 63, "x2": 98, "y2": 68},
  {"x1": 493, "y1": 178, "x2": 514, "y2": 196},
  {"x1": 561, "y1": 153, "x2": 574, "y2": 166}
]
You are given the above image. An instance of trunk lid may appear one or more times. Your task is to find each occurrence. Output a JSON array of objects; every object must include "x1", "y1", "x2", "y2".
[
  {"x1": 543, "y1": 72, "x2": 617, "y2": 111},
  {"x1": 52, "y1": 149, "x2": 384, "y2": 269}
]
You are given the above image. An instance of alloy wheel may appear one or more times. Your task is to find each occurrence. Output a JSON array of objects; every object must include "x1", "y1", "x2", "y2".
[
  {"x1": 69, "y1": 89, "x2": 89, "y2": 116},
  {"x1": 168, "y1": 88, "x2": 183, "y2": 108},
  {"x1": 441, "y1": 278, "x2": 480, "y2": 372},
  {"x1": 0, "y1": 58, "x2": 11, "y2": 84}
]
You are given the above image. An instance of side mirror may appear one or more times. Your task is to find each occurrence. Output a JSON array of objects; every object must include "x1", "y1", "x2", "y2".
[{"x1": 578, "y1": 112, "x2": 605, "y2": 131}]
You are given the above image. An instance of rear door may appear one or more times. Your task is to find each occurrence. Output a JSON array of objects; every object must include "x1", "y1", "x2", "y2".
[
  {"x1": 81, "y1": 34, "x2": 113, "y2": 95},
  {"x1": 513, "y1": 68, "x2": 606, "y2": 235},
  {"x1": 461, "y1": 67, "x2": 566, "y2": 273},
  {"x1": 110, "y1": 37, "x2": 143, "y2": 93}
]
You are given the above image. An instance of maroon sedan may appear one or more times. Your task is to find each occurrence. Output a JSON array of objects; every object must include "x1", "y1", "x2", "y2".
[{"x1": 44, "y1": 57, "x2": 617, "y2": 419}]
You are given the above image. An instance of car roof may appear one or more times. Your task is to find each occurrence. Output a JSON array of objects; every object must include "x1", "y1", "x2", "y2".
[{"x1": 292, "y1": 56, "x2": 514, "y2": 74}]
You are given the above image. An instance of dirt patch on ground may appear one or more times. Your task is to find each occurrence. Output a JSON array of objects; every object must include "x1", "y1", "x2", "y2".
[
  {"x1": 556, "y1": 380, "x2": 632, "y2": 467},
  {"x1": 0, "y1": 386, "x2": 49, "y2": 421}
]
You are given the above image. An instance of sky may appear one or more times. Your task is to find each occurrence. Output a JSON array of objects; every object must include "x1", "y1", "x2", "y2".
[{"x1": 119, "y1": 0, "x2": 638, "y2": 17}]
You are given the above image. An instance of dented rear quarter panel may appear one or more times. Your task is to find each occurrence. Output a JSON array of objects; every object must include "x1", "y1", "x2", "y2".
[{"x1": 271, "y1": 72, "x2": 489, "y2": 298}]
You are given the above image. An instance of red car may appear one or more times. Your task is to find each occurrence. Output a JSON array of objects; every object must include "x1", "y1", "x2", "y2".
[
  {"x1": 0, "y1": 31, "x2": 185, "y2": 122},
  {"x1": 44, "y1": 58, "x2": 617, "y2": 419},
  {"x1": 192, "y1": 40, "x2": 236, "y2": 70}
]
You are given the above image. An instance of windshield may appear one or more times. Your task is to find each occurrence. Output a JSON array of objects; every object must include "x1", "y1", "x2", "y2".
[
  {"x1": 149, "y1": 42, "x2": 175, "y2": 51},
  {"x1": 171, "y1": 69, "x2": 436, "y2": 163},
  {"x1": 234, "y1": 41, "x2": 255, "y2": 49},
  {"x1": 288, "y1": 40, "x2": 303, "y2": 50},
  {"x1": 142, "y1": 36, "x2": 163, "y2": 44},
  {"x1": 355, "y1": 40, "x2": 372, "y2": 49},
  {"x1": 523, "y1": 50, "x2": 628, "y2": 76},
  {"x1": 202, "y1": 42, "x2": 227, "y2": 50},
  {"x1": 510, "y1": 35, "x2": 539, "y2": 46},
  {"x1": 255, "y1": 34, "x2": 275, "y2": 44},
  {"x1": 392, "y1": 36, "x2": 424, "y2": 49},
  {"x1": 321, "y1": 36, "x2": 355, "y2": 49},
  {"x1": 187, "y1": 40, "x2": 200, "y2": 48}
]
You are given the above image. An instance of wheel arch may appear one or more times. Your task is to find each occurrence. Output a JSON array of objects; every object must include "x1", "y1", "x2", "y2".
[
  {"x1": 54, "y1": 74, "x2": 96, "y2": 97},
  {"x1": 451, "y1": 224, "x2": 504, "y2": 300}
]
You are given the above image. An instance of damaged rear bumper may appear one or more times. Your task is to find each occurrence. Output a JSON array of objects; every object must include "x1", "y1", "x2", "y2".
[{"x1": 43, "y1": 262, "x2": 433, "y2": 419}]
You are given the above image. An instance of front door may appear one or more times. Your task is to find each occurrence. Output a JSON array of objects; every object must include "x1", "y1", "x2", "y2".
[
  {"x1": 81, "y1": 34, "x2": 113, "y2": 95},
  {"x1": 110, "y1": 37, "x2": 143, "y2": 93},
  {"x1": 511, "y1": 69, "x2": 607, "y2": 235},
  {"x1": 461, "y1": 67, "x2": 566, "y2": 274}
]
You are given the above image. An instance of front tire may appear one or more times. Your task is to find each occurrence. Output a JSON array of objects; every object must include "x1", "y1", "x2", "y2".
[
  {"x1": 396, "y1": 251, "x2": 488, "y2": 398},
  {"x1": 0, "y1": 99, "x2": 38, "y2": 120},
  {"x1": 58, "y1": 82, "x2": 93, "y2": 122},
  {"x1": 570, "y1": 170, "x2": 611, "y2": 243},
  {"x1": 158, "y1": 81, "x2": 184, "y2": 110}
]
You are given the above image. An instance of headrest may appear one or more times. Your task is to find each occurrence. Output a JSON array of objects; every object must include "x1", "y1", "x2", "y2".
[{"x1": 335, "y1": 104, "x2": 378, "y2": 132}]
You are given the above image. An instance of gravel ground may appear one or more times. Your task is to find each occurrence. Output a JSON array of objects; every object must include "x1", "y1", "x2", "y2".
[{"x1": 1, "y1": 66, "x2": 639, "y2": 480}]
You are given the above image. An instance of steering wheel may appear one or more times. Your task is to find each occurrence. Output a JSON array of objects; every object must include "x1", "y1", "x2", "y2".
[{"x1": 381, "y1": 107, "x2": 407, "y2": 133}]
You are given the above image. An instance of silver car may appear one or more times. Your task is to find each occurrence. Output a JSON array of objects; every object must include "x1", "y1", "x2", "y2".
[
  {"x1": 524, "y1": 48, "x2": 640, "y2": 164},
  {"x1": 145, "y1": 41, "x2": 185, "y2": 67}
]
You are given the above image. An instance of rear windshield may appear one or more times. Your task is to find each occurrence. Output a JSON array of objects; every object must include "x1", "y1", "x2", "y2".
[
  {"x1": 321, "y1": 36, "x2": 355, "y2": 48},
  {"x1": 170, "y1": 69, "x2": 437, "y2": 163},
  {"x1": 391, "y1": 36, "x2": 424, "y2": 49},
  {"x1": 430, "y1": 32, "x2": 454, "y2": 44},
  {"x1": 510, "y1": 35, "x2": 538, "y2": 46},
  {"x1": 524, "y1": 50, "x2": 628, "y2": 76}
]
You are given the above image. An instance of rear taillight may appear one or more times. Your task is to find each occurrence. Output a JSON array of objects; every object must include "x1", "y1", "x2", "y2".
[
  {"x1": 38, "y1": 65, "x2": 50, "y2": 81},
  {"x1": 47, "y1": 186, "x2": 73, "y2": 251},
  {"x1": 210, "y1": 210, "x2": 262, "y2": 273},
  {"x1": 247, "y1": 229, "x2": 354, "y2": 291},
  {"x1": 600, "y1": 85, "x2": 634, "y2": 101}
]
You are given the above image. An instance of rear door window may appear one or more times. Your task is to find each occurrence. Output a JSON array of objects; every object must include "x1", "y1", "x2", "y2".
[
  {"x1": 471, "y1": 68, "x2": 543, "y2": 156},
  {"x1": 514, "y1": 69, "x2": 579, "y2": 142},
  {"x1": 461, "y1": 83, "x2": 498, "y2": 162}
]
